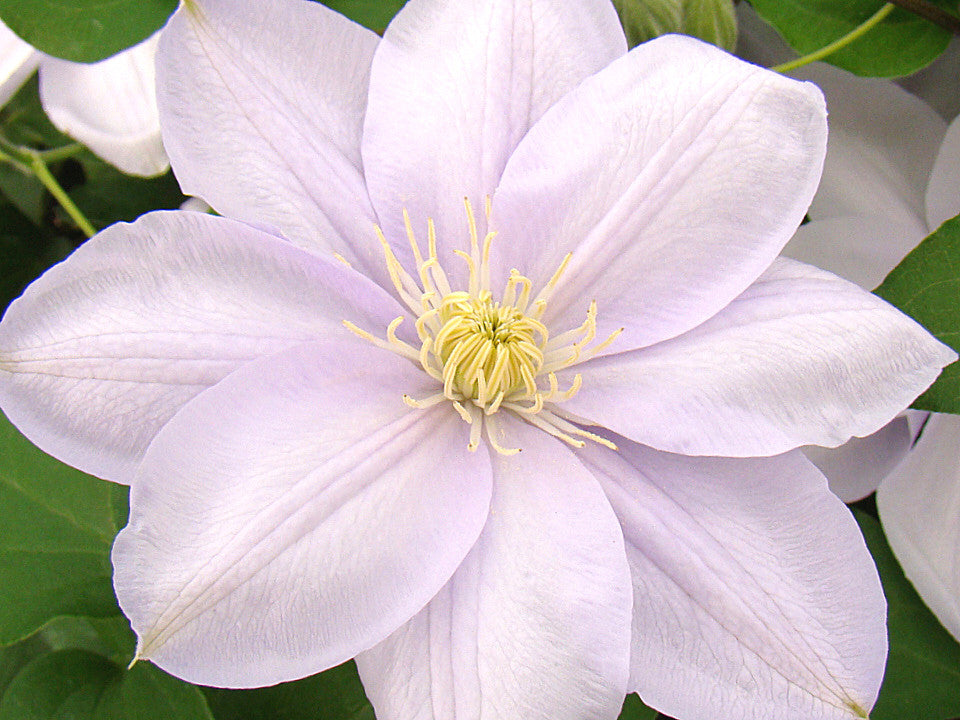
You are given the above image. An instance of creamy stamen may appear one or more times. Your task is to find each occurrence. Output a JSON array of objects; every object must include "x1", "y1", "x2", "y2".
[{"x1": 344, "y1": 199, "x2": 621, "y2": 454}]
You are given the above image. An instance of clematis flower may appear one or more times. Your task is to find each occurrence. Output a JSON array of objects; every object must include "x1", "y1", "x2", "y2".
[
  {"x1": 0, "y1": 0, "x2": 956, "y2": 719},
  {"x1": 0, "y1": 21, "x2": 168, "y2": 176}
]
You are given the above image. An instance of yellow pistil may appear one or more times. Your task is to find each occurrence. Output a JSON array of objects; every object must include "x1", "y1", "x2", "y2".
[{"x1": 344, "y1": 198, "x2": 621, "y2": 454}]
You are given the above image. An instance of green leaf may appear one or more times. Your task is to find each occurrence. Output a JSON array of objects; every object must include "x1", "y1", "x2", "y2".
[
  {"x1": 39, "y1": 615, "x2": 136, "y2": 668},
  {"x1": 0, "y1": 165, "x2": 44, "y2": 226},
  {"x1": 0, "y1": 649, "x2": 116, "y2": 719},
  {"x1": 612, "y1": 0, "x2": 737, "y2": 49},
  {"x1": 0, "y1": 0, "x2": 177, "y2": 63},
  {"x1": 874, "y1": 213, "x2": 960, "y2": 414},
  {"x1": 747, "y1": 0, "x2": 954, "y2": 77},
  {"x1": 203, "y1": 661, "x2": 373, "y2": 720},
  {"x1": 99, "y1": 661, "x2": 215, "y2": 720},
  {"x1": 0, "y1": 411, "x2": 120, "y2": 645},
  {"x1": 0, "y1": 615, "x2": 135, "y2": 704},
  {"x1": 854, "y1": 511, "x2": 960, "y2": 720},
  {"x1": 0, "y1": 649, "x2": 214, "y2": 720},
  {"x1": 0, "y1": 635, "x2": 46, "y2": 698},
  {"x1": 110, "y1": 482, "x2": 130, "y2": 532},
  {"x1": 618, "y1": 693, "x2": 658, "y2": 720},
  {"x1": 318, "y1": 0, "x2": 406, "y2": 34}
]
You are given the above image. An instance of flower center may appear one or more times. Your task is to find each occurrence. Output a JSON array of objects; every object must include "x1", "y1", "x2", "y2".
[
  {"x1": 344, "y1": 199, "x2": 620, "y2": 455},
  {"x1": 434, "y1": 291, "x2": 545, "y2": 405}
]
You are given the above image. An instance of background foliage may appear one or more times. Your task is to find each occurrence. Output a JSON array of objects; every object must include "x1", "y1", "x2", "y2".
[{"x1": 748, "y1": 0, "x2": 957, "y2": 76}]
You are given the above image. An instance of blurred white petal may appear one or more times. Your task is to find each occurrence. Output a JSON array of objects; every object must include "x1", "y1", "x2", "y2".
[
  {"x1": 877, "y1": 414, "x2": 960, "y2": 643},
  {"x1": 926, "y1": 115, "x2": 960, "y2": 230},
  {"x1": 39, "y1": 34, "x2": 168, "y2": 176},
  {"x1": 0, "y1": 22, "x2": 39, "y2": 106}
]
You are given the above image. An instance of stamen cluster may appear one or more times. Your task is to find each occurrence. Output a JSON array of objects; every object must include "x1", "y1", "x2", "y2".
[
  {"x1": 433, "y1": 290, "x2": 545, "y2": 403},
  {"x1": 344, "y1": 199, "x2": 621, "y2": 454}
]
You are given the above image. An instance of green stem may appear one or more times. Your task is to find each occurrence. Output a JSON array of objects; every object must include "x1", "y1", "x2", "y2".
[
  {"x1": 0, "y1": 133, "x2": 96, "y2": 236},
  {"x1": 36, "y1": 142, "x2": 85, "y2": 164},
  {"x1": 27, "y1": 152, "x2": 96, "y2": 238},
  {"x1": 0, "y1": 148, "x2": 34, "y2": 176},
  {"x1": 771, "y1": 3, "x2": 896, "y2": 73},
  {"x1": 0, "y1": 135, "x2": 97, "y2": 237}
]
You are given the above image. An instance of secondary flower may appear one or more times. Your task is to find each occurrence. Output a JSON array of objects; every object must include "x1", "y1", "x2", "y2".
[
  {"x1": 770, "y1": 58, "x2": 960, "y2": 642},
  {"x1": 0, "y1": 1, "x2": 955, "y2": 719},
  {"x1": 0, "y1": 21, "x2": 167, "y2": 176},
  {"x1": 739, "y1": 5, "x2": 960, "y2": 643}
]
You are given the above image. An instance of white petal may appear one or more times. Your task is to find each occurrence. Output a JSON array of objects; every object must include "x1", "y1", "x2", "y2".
[
  {"x1": 114, "y1": 339, "x2": 492, "y2": 687},
  {"x1": 783, "y1": 216, "x2": 925, "y2": 291},
  {"x1": 802, "y1": 415, "x2": 913, "y2": 502},
  {"x1": 490, "y1": 34, "x2": 827, "y2": 352},
  {"x1": 926, "y1": 115, "x2": 960, "y2": 230},
  {"x1": 581, "y1": 439, "x2": 886, "y2": 720},
  {"x1": 39, "y1": 34, "x2": 168, "y2": 177},
  {"x1": 357, "y1": 416, "x2": 631, "y2": 720},
  {"x1": 877, "y1": 412, "x2": 960, "y2": 643},
  {"x1": 564, "y1": 258, "x2": 956, "y2": 457},
  {"x1": 0, "y1": 22, "x2": 39, "y2": 106},
  {"x1": 362, "y1": 0, "x2": 625, "y2": 273},
  {"x1": 792, "y1": 63, "x2": 944, "y2": 237},
  {"x1": 157, "y1": 0, "x2": 387, "y2": 280},
  {"x1": 0, "y1": 210, "x2": 404, "y2": 483}
]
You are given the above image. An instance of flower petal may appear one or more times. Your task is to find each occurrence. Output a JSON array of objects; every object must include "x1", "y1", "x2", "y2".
[
  {"x1": 0, "y1": 210, "x2": 404, "y2": 483},
  {"x1": 802, "y1": 415, "x2": 913, "y2": 502},
  {"x1": 114, "y1": 338, "x2": 492, "y2": 687},
  {"x1": 0, "y1": 22, "x2": 39, "y2": 106},
  {"x1": 39, "y1": 34, "x2": 168, "y2": 177},
  {"x1": 362, "y1": 0, "x2": 626, "y2": 268},
  {"x1": 793, "y1": 64, "x2": 944, "y2": 236},
  {"x1": 356, "y1": 415, "x2": 631, "y2": 720},
  {"x1": 877, "y1": 412, "x2": 960, "y2": 643},
  {"x1": 489, "y1": 34, "x2": 827, "y2": 352},
  {"x1": 581, "y1": 438, "x2": 886, "y2": 720},
  {"x1": 157, "y1": 0, "x2": 386, "y2": 278},
  {"x1": 926, "y1": 115, "x2": 960, "y2": 231},
  {"x1": 783, "y1": 216, "x2": 924, "y2": 291},
  {"x1": 563, "y1": 258, "x2": 956, "y2": 457}
]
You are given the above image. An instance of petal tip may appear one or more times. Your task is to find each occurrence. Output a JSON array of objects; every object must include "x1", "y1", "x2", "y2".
[
  {"x1": 942, "y1": 345, "x2": 959, "y2": 366},
  {"x1": 846, "y1": 700, "x2": 870, "y2": 719}
]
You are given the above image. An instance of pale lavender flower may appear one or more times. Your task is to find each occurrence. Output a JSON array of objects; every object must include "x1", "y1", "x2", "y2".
[{"x1": 0, "y1": 0, "x2": 955, "y2": 719}]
